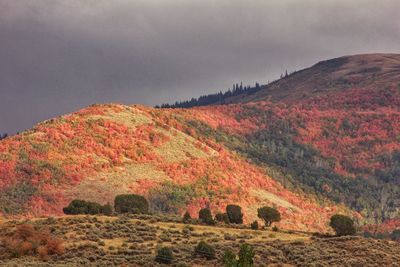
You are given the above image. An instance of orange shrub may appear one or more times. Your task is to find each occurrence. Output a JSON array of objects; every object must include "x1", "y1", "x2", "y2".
[{"x1": 1, "y1": 224, "x2": 64, "y2": 259}]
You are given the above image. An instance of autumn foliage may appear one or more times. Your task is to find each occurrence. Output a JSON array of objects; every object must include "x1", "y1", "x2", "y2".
[
  {"x1": 0, "y1": 224, "x2": 64, "y2": 259},
  {"x1": 0, "y1": 102, "x2": 357, "y2": 232},
  {"x1": 1, "y1": 56, "x2": 399, "y2": 234}
]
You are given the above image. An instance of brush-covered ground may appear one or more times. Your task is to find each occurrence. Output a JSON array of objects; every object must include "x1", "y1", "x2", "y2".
[{"x1": 1, "y1": 214, "x2": 400, "y2": 267}]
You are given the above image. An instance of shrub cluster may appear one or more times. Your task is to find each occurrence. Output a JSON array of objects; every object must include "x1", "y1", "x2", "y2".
[
  {"x1": 195, "y1": 241, "x2": 215, "y2": 260},
  {"x1": 155, "y1": 247, "x2": 173, "y2": 264},
  {"x1": 223, "y1": 243, "x2": 255, "y2": 267},
  {"x1": 1, "y1": 224, "x2": 64, "y2": 259},
  {"x1": 63, "y1": 200, "x2": 112, "y2": 215},
  {"x1": 114, "y1": 194, "x2": 149, "y2": 214}
]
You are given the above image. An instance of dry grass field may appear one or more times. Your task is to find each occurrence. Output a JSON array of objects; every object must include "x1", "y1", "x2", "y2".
[{"x1": 1, "y1": 214, "x2": 400, "y2": 266}]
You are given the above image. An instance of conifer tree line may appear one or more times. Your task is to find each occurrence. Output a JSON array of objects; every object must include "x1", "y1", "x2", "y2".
[
  {"x1": 157, "y1": 69, "x2": 296, "y2": 109},
  {"x1": 157, "y1": 82, "x2": 262, "y2": 109}
]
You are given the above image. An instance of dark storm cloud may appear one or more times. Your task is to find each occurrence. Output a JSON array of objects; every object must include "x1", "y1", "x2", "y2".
[{"x1": 1, "y1": 0, "x2": 399, "y2": 133}]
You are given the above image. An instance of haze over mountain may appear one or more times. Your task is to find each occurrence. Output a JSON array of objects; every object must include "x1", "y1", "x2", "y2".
[{"x1": 1, "y1": 54, "x2": 399, "y2": 233}]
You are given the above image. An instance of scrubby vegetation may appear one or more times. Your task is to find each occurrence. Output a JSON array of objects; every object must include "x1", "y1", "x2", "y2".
[
  {"x1": 155, "y1": 247, "x2": 173, "y2": 264},
  {"x1": 223, "y1": 243, "x2": 255, "y2": 267},
  {"x1": 1, "y1": 215, "x2": 399, "y2": 266},
  {"x1": 0, "y1": 224, "x2": 64, "y2": 260},
  {"x1": 194, "y1": 241, "x2": 215, "y2": 260}
]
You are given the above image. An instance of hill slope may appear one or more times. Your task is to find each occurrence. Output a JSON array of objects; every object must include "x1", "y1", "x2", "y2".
[{"x1": 0, "y1": 104, "x2": 347, "y2": 232}]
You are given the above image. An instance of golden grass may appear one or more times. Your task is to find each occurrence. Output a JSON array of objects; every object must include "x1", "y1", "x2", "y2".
[
  {"x1": 155, "y1": 220, "x2": 309, "y2": 242},
  {"x1": 90, "y1": 106, "x2": 153, "y2": 128},
  {"x1": 154, "y1": 128, "x2": 216, "y2": 163},
  {"x1": 63, "y1": 164, "x2": 170, "y2": 205},
  {"x1": 251, "y1": 189, "x2": 300, "y2": 211}
]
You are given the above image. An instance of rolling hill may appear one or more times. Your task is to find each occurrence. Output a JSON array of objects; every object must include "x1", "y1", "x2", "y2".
[
  {"x1": 0, "y1": 103, "x2": 346, "y2": 232},
  {"x1": 1, "y1": 53, "x2": 399, "y2": 232}
]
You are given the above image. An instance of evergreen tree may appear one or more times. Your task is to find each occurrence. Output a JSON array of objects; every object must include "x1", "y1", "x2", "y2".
[
  {"x1": 226, "y1": 204, "x2": 243, "y2": 224},
  {"x1": 329, "y1": 214, "x2": 356, "y2": 236},
  {"x1": 199, "y1": 208, "x2": 214, "y2": 225},
  {"x1": 183, "y1": 211, "x2": 191, "y2": 223}
]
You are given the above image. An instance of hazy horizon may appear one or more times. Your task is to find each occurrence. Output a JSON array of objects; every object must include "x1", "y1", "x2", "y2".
[{"x1": 1, "y1": 0, "x2": 400, "y2": 134}]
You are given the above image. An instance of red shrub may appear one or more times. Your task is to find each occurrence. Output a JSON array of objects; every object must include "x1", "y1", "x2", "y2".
[{"x1": 1, "y1": 224, "x2": 64, "y2": 259}]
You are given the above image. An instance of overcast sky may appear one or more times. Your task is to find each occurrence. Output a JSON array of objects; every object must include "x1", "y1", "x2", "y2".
[{"x1": 1, "y1": 0, "x2": 399, "y2": 134}]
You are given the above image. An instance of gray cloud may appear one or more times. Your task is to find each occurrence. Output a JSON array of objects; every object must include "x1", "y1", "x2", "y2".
[{"x1": 0, "y1": 0, "x2": 399, "y2": 133}]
